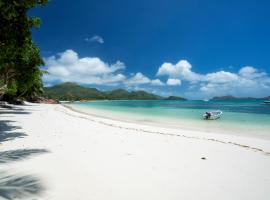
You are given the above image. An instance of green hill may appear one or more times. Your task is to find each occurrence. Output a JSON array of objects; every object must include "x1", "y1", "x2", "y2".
[
  {"x1": 44, "y1": 82, "x2": 170, "y2": 101},
  {"x1": 105, "y1": 89, "x2": 131, "y2": 100},
  {"x1": 211, "y1": 95, "x2": 270, "y2": 101},
  {"x1": 44, "y1": 82, "x2": 106, "y2": 101},
  {"x1": 165, "y1": 96, "x2": 186, "y2": 100}
]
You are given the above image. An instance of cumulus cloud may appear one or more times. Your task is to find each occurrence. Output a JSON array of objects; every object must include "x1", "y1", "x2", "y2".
[
  {"x1": 85, "y1": 35, "x2": 104, "y2": 44},
  {"x1": 151, "y1": 79, "x2": 165, "y2": 86},
  {"x1": 157, "y1": 60, "x2": 202, "y2": 81},
  {"x1": 125, "y1": 72, "x2": 150, "y2": 86},
  {"x1": 43, "y1": 49, "x2": 165, "y2": 88},
  {"x1": 43, "y1": 49, "x2": 125, "y2": 85},
  {"x1": 238, "y1": 66, "x2": 266, "y2": 79},
  {"x1": 125, "y1": 72, "x2": 164, "y2": 86},
  {"x1": 204, "y1": 71, "x2": 238, "y2": 83},
  {"x1": 167, "y1": 78, "x2": 181, "y2": 86},
  {"x1": 200, "y1": 66, "x2": 270, "y2": 97},
  {"x1": 157, "y1": 59, "x2": 270, "y2": 98},
  {"x1": 44, "y1": 49, "x2": 270, "y2": 98},
  {"x1": 206, "y1": 67, "x2": 270, "y2": 97}
]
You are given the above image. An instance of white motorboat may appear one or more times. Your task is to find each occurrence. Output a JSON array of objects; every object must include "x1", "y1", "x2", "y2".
[{"x1": 203, "y1": 110, "x2": 223, "y2": 120}]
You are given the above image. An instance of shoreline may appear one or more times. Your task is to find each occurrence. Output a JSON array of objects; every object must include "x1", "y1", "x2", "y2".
[
  {"x1": 63, "y1": 103, "x2": 270, "y2": 140},
  {"x1": 1, "y1": 103, "x2": 270, "y2": 199},
  {"x1": 61, "y1": 104, "x2": 270, "y2": 155}
]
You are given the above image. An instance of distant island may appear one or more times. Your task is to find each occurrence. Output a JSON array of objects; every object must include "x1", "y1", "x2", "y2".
[
  {"x1": 211, "y1": 95, "x2": 270, "y2": 101},
  {"x1": 165, "y1": 96, "x2": 187, "y2": 100},
  {"x1": 44, "y1": 82, "x2": 187, "y2": 101}
]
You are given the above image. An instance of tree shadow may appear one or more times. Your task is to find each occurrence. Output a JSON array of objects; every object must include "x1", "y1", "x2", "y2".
[
  {"x1": 0, "y1": 111, "x2": 31, "y2": 115},
  {"x1": 0, "y1": 149, "x2": 49, "y2": 164},
  {"x1": 0, "y1": 149, "x2": 48, "y2": 199},
  {"x1": 0, "y1": 106, "x2": 48, "y2": 199},
  {"x1": 0, "y1": 172, "x2": 44, "y2": 200},
  {"x1": 0, "y1": 104, "x2": 24, "y2": 110},
  {"x1": 0, "y1": 149, "x2": 49, "y2": 199},
  {"x1": 0, "y1": 120, "x2": 27, "y2": 143}
]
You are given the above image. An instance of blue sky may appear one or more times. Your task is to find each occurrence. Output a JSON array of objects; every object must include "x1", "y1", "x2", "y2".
[{"x1": 31, "y1": 0, "x2": 270, "y2": 99}]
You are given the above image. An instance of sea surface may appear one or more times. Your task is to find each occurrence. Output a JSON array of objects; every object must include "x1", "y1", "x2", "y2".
[{"x1": 68, "y1": 100, "x2": 270, "y2": 137}]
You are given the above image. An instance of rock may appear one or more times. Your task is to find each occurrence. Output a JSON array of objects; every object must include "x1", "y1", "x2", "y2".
[{"x1": 30, "y1": 97, "x2": 59, "y2": 104}]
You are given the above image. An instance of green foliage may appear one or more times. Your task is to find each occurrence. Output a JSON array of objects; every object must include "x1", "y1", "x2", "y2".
[
  {"x1": 5, "y1": 81, "x2": 17, "y2": 97},
  {"x1": 0, "y1": 0, "x2": 48, "y2": 101}
]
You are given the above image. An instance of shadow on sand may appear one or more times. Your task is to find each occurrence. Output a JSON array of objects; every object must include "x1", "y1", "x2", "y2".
[
  {"x1": 0, "y1": 149, "x2": 49, "y2": 164},
  {"x1": 0, "y1": 172, "x2": 44, "y2": 200},
  {"x1": 0, "y1": 105, "x2": 32, "y2": 143},
  {"x1": 0, "y1": 106, "x2": 48, "y2": 199},
  {"x1": 0, "y1": 120, "x2": 27, "y2": 143}
]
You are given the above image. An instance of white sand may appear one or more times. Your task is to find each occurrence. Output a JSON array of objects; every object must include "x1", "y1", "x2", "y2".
[{"x1": 0, "y1": 103, "x2": 270, "y2": 200}]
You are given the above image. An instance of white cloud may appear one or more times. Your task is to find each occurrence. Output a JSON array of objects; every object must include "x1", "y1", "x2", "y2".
[
  {"x1": 157, "y1": 59, "x2": 270, "y2": 98},
  {"x1": 167, "y1": 78, "x2": 181, "y2": 86},
  {"x1": 43, "y1": 50, "x2": 164, "y2": 88},
  {"x1": 201, "y1": 66, "x2": 270, "y2": 97},
  {"x1": 157, "y1": 60, "x2": 202, "y2": 81},
  {"x1": 125, "y1": 72, "x2": 150, "y2": 86},
  {"x1": 125, "y1": 73, "x2": 165, "y2": 87},
  {"x1": 44, "y1": 50, "x2": 270, "y2": 98},
  {"x1": 151, "y1": 79, "x2": 165, "y2": 86},
  {"x1": 239, "y1": 66, "x2": 266, "y2": 79},
  {"x1": 85, "y1": 35, "x2": 104, "y2": 44},
  {"x1": 43, "y1": 49, "x2": 125, "y2": 85},
  {"x1": 196, "y1": 73, "x2": 270, "y2": 98},
  {"x1": 204, "y1": 71, "x2": 238, "y2": 83},
  {"x1": 110, "y1": 61, "x2": 125, "y2": 71}
]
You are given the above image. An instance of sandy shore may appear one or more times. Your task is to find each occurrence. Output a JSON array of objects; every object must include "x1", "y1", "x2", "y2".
[{"x1": 0, "y1": 103, "x2": 270, "y2": 200}]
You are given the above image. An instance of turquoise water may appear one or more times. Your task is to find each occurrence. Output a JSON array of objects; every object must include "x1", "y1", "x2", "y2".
[{"x1": 69, "y1": 100, "x2": 270, "y2": 136}]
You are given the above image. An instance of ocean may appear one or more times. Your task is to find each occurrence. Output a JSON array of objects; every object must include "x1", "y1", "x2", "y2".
[{"x1": 67, "y1": 100, "x2": 270, "y2": 137}]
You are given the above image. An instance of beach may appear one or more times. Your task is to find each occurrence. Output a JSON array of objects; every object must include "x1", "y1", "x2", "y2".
[{"x1": 1, "y1": 103, "x2": 270, "y2": 200}]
